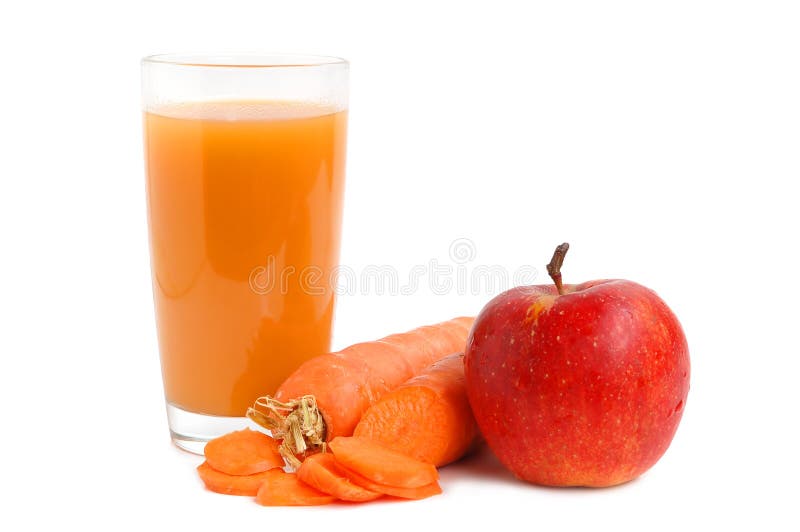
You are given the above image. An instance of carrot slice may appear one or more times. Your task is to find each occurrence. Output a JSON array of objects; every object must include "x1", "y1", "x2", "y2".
[
  {"x1": 197, "y1": 461, "x2": 276, "y2": 496},
  {"x1": 204, "y1": 428, "x2": 284, "y2": 476},
  {"x1": 337, "y1": 463, "x2": 442, "y2": 500},
  {"x1": 297, "y1": 453, "x2": 382, "y2": 502},
  {"x1": 329, "y1": 436, "x2": 438, "y2": 488},
  {"x1": 255, "y1": 469, "x2": 337, "y2": 506},
  {"x1": 354, "y1": 353, "x2": 479, "y2": 467}
]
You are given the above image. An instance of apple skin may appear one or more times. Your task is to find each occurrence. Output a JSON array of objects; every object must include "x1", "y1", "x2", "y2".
[{"x1": 464, "y1": 280, "x2": 689, "y2": 487}]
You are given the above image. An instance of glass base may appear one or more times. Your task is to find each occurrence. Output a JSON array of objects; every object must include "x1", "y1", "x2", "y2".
[{"x1": 166, "y1": 403, "x2": 252, "y2": 455}]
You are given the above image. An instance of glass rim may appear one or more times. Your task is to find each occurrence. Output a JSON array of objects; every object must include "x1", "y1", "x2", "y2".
[{"x1": 141, "y1": 52, "x2": 348, "y2": 69}]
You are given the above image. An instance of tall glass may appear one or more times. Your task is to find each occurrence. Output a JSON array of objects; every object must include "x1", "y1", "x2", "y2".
[{"x1": 142, "y1": 54, "x2": 348, "y2": 453}]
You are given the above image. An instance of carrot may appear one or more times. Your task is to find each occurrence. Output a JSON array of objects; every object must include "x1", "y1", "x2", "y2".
[
  {"x1": 337, "y1": 464, "x2": 442, "y2": 500},
  {"x1": 353, "y1": 353, "x2": 479, "y2": 467},
  {"x1": 204, "y1": 428, "x2": 284, "y2": 476},
  {"x1": 255, "y1": 469, "x2": 337, "y2": 506},
  {"x1": 247, "y1": 317, "x2": 473, "y2": 466},
  {"x1": 196, "y1": 461, "x2": 277, "y2": 496},
  {"x1": 328, "y1": 436, "x2": 438, "y2": 488},
  {"x1": 297, "y1": 452, "x2": 382, "y2": 502}
]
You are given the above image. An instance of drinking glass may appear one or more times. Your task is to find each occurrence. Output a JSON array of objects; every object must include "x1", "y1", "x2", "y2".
[{"x1": 142, "y1": 53, "x2": 348, "y2": 453}]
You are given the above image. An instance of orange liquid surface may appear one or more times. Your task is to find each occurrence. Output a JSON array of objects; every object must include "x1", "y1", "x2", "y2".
[{"x1": 145, "y1": 101, "x2": 347, "y2": 416}]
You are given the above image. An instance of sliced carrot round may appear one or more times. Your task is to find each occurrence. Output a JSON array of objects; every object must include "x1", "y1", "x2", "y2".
[
  {"x1": 204, "y1": 428, "x2": 283, "y2": 476},
  {"x1": 297, "y1": 453, "x2": 382, "y2": 502},
  {"x1": 337, "y1": 463, "x2": 442, "y2": 500},
  {"x1": 353, "y1": 353, "x2": 479, "y2": 467},
  {"x1": 255, "y1": 469, "x2": 337, "y2": 506},
  {"x1": 329, "y1": 436, "x2": 438, "y2": 488},
  {"x1": 197, "y1": 461, "x2": 276, "y2": 496}
]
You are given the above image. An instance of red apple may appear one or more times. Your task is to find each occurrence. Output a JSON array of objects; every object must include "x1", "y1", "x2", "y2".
[{"x1": 464, "y1": 243, "x2": 689, "y2": 487}]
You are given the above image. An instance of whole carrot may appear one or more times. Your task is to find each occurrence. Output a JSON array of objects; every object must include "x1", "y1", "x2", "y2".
[
  {"x1": 354, "y1": 353, "x2": 479, "y2": 467},
  {"x1": 247, "y1": 317, "x2": 473, "y2": 467}
]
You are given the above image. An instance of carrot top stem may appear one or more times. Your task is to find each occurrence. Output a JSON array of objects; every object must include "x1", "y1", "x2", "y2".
[{"x1": 247, "y1": 395, "x2": 326, "y2": 469}]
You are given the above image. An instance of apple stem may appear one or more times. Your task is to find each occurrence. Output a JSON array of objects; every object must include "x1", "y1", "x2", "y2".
[{"x1": 546, "y1": 242, "x2": 570, "y2": 295}]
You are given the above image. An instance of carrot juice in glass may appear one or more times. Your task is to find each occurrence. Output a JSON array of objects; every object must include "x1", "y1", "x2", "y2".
[{"x1": 141, "y1": 54, "x2": 348, "y2": 452}]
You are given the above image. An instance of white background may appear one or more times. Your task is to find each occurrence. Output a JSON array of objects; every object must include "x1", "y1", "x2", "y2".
[{"x1": 2, "y1": 1, "x2": 798, "y2": 530}]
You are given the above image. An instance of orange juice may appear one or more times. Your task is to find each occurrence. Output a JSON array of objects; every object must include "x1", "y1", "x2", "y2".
[{"x1": 144, "y1": 100, "x2": 347, "y2": 417}]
